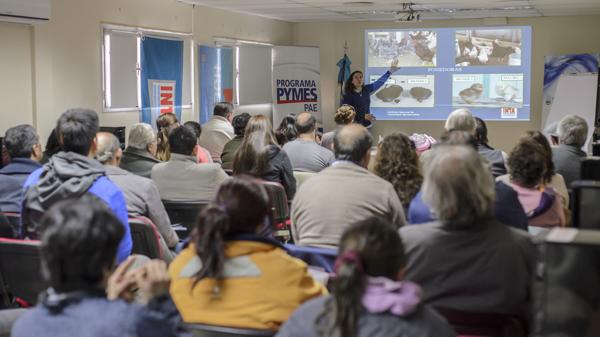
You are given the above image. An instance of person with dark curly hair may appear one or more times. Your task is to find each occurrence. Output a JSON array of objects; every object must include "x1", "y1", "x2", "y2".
[
  {"x1": 507, "y1": 138, "x2": 566, "y2": 227},
  {"x1": 497, "y1": 131, "x2": 569, "y2": 208},
  {"x1": 374, "y1": 132, "x2": 422, "y2": 212}
]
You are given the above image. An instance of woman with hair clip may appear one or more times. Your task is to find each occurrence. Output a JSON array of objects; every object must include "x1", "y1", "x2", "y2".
[
  {"x1": 155, "y1": 113, "x2": 180, "y2": 161},
  {"x1": 168, "y1": 176, "x2": 326, "y2": 330},
  {"x1": 277, "y1": 217, "x2": 454, "y2": 337},
  {"x1": 233, "y1": 115, "x2": 296, "y2": 200}
]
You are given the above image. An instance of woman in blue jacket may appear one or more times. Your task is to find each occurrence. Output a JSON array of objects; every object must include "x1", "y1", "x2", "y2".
[{"x1": 341, "y1": 59, "x2": 399, "y2": 127}]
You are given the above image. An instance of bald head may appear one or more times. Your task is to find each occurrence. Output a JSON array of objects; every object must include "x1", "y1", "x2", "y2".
[
  {"x1": 295, "y1": 112, "x2": 316, "y2": 135},
  {"x1": 96, "y1": 132, "x2": 122, "y2": 165},
  {"x1": 333, "y1": 124, "x2": 373, "y2": 166}
]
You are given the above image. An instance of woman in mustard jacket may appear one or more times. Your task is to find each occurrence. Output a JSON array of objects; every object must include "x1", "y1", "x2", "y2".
[{"x1": 169, "y1": 176, "x2": 326, "y2": 331}]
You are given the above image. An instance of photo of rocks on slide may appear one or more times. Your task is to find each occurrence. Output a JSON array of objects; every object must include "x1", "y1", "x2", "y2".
[
  {"x1": 455, "y1": 29, "x2": 522, "y2": 66},
  {"x1": 368, "y1": 30, "x2": 437, "y2": 67},
  {"x1": 452, "y1": 73, "x2": 524, "y2": 108},
  {"x1": 371, "y1": 75, "x2": 435, "y2": 108}
]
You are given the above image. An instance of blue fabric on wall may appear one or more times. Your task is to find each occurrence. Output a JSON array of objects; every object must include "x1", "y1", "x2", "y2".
[
  {"x1": 141, "y1": 36, "x2": 183, "y2": 125},
  {"x1": 198, "y1": 46, "x2": 233, "y2": 124}
]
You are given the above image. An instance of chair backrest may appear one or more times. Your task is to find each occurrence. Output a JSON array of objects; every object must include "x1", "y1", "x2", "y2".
[
  {"x1": 581, "y1": 157, "x2": 600, "y2": 181},
  {"x1": 129, "y1": 217, "x2": 163, "y2": 259},
  {"x1": 162, "y1": 202, "x2": 208, "y2": 239},
  {"x1": 293, "y1": 171, "x2": 316, "y2": 190},
  {"x1": 183, "y1": 323, "x2": 275, "y2": 337},
  {"x1": 284, "y1": 244, "x2": 337, "y2": 273},
  {"x1": 0, "y1": 239, "x2": 44, "y2": 306},
  {"x1": 571, "y1": 180, "x2": 600, "y2": 229},
  {"x1": 260, "y1": 181, "x2": 289, "y2": 225},
  {"x1": 0, "y1": 214, "x2": 16, "y2": 239},
  {"x1": 436, "y1": 307, "x2": 526, "y2": 337}
]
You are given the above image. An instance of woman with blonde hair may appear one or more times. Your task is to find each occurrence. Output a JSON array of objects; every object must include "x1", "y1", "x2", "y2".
[
  {"x1": 233, "y1": 115, "x2": 296, "y2": 199},
  {"x1": 155, "y1": 113, "x2": 180, "y2": 161},
  {"x1": 321, "y1": 105, "x2": 356, "y2": 150}
]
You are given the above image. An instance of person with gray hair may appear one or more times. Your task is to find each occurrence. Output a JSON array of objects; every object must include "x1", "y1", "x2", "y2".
[
  {"x1": 291, "y1": 124, "x2": 405, "y2": 248},
  {"x1": 400, "y1": 145, "x2": 532, "y2": 319},
  {"x1": 0, "y1": 125, "x2": 43, "y2": 215},
  {"x1": 552, "y1": 114, "x2": 588, "y2": 188},
  {"x1": 97, "y1": 132, "x2": 178, "y2": 262},
  {"x1": 119, "y1": 123, "x2": 160, "y2": 178},
  {"x1": 444, "y1": 108, "x2": 476, "y2": 133}
]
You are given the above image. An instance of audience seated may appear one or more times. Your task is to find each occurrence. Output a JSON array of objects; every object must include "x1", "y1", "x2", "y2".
[
  {"x1": 408, "y1": 130, "x2": 528, "y2": 230},
  {"x1": 22, "y1": 108, "x2": 131, "y2": 263},
  {"x1": 497, "y1": 131, "x2": 569, "y2": 208},
  {"x1": 282, "y1": 112, "x2": 334, "y2": 172},
  {"x1": 474, "y1": 117, "x2": 508, "y2": 178},
  {"x1": 291, "y1": 124, "x2": 406, "y2": 248},
  {"x1": 275, "y1": 115, "x2": 298, "y2": 146},
  {"x1": 96, "y1": 132, "x2": 179, "y2": 261},
  {"x1": 152, "y1": 126, "x2": 228, "y2": 202},
  {"x1": 199, "y1": 102, "x2": 235, "y2": 163},
  {"x1": 277, "y1": 217, "x2": 455, "y2": 337},
  {"x1": 155, "y1": 113, "x2": 180, "y2": 162},
  {"x1": 183, "y1": 121, "x2": 213, "y2": 164},
  {"x1": 373, "y1": 132, "x2": 422, "y2": 213},
  {"x1": 40, "y1": 129, "x2": 61, "y2": 164},
  {"x1": 320, "y1": 105, "x2": 356, "y2": 150},
  {"x1": 0, "y1": 125, "x2": 42, "y2": 212},
  {"x1": 220, "y1": 112, "x2": 251, "y2": 171},
  {"x1": 552, "y1": 114, "x2": 588, "y2": 188},
  {"x1": 119, "y1": 123, "x2": 160, "y2": 178},
  {"x1": 400, "y1": 145, "x2": 532, "y2": 319},
  {"x1": 504, "y1": 138, "x2": 566, "y2": 227},
  {"x1": 168, "y1": 177, "x2": 326, "y2": 330},
  {"x1": 233, "y1": 115, "x2": 296, "y2": 200},
  {"x1": 12, "y1": 196, "x2": 185, "y2": 337}
]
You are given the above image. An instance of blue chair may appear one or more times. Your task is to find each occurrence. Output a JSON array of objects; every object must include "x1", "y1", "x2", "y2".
[{"x1": 284, "y1": 244, "x2": 337, "y2": 273}]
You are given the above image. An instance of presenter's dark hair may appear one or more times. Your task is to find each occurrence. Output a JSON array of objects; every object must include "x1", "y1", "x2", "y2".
[
  {"x1": 193, "y1": 177, "x2": 272, "y2": 289},
  {"x1": 214, "y1": 102, "x2": 234, "y2": 118},
  {"x1": 232, "y1": 113, "x2": 252, "y2": 136},
  {"x1": 316, "y1": 217, "x2": 407, "y2": 337},
  {"x1": 40, "y1": 194, "x2": 124, "y2": 293},
  {"x1": 4, "y1": 124, "x2": 39, "y2": 159},
  {"x1": 168, "y1": 125, "x2": 197, "y2": 156},
  {"x1": 344, "y1": 70, "x2": 363, "y2": 94},
  {"x1": 56, "y1": 108, "x2": 99, "y2": 156},
  {"x1": 333, "y1": 124, "x2": 372, "y2": 165}
]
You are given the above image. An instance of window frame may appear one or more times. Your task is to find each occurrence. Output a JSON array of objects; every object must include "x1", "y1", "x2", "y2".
[{"x1": 101, "y1": 24, "x2": 194, "y2": 113}]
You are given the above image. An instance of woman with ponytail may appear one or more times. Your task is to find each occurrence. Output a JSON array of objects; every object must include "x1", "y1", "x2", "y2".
[
  {"x1": 168, "y1": 176, "x2": 326, "y2": 330},
  {"x1": 277, "y1": 217, "x2": 454, "y2": 337},
  {"x1": 155, "y1": 113, "x2": 179, "y2": 161}
]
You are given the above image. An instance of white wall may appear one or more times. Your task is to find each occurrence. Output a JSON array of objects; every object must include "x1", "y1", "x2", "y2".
[
  {"x1": 0, "y1": 22, "x2": 33, "y2": 136},
  {"x1": 293, "y1": 15, "x2": 600, "y2": 152},
  {"x1": 0, "y1": 0, "x2": 293, "y2": 145}
]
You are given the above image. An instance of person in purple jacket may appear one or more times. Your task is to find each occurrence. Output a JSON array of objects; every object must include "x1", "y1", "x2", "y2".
[{"x1": 341, "y1": 59, "x2": 400, "y2": 127}]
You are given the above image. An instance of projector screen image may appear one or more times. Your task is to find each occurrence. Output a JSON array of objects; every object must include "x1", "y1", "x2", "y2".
[{"x1": 364, "y1": 26, "x2": 531, "y2": 121}]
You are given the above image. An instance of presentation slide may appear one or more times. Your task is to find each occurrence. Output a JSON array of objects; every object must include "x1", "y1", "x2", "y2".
[{"x1": 365, "y1": 26, "x2": 531, "y2": 120}]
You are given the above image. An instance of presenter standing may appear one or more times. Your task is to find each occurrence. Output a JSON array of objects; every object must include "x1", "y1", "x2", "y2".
[{"x1": 342, "y1": 59, "x2": 400, "y2": 127}]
